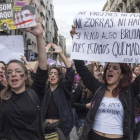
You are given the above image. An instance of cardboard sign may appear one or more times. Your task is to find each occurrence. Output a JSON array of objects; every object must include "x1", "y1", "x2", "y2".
[
  {"x1": 26, "y1": 61, "x2": 37, "y2": 69},
  {"x1": 0, "y1": 0, "x2": 36, "y2": 31},
  {"x1": 71, "y1": 11, "x2": 140, "y2": 63},
  {"x1": 0, "y1": 35, "x2": 24, "y2": 63}
]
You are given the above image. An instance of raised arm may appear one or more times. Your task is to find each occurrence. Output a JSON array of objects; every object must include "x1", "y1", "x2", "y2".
[
  {"x1": 74, "y1": 60, "x2": 102, "y2": 94},
  {"x1": 52, "y1": 44, "x2": 71, "y2": 68},
  {"x1": 23, "y1": 18, "x2": 47, "y2": 70},
  {"x1": 23, "y1": 18, "x2": 50, "y2": 100},
  {"x1": 52, "y1": 44, "x2": 75, "y2": 99}
]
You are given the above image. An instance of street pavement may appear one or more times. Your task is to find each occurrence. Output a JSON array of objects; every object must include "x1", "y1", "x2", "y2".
[{"x1": 70, "y1": 127, "x2": 78, "y2": 140}]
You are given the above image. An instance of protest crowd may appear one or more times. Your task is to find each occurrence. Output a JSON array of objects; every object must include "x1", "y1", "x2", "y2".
[
  {"x1": 1, "y1": 1, "x2": 140, "y2": 140},
  {"x1": 0, "y1": 21, "x2": 140, "y2": 140}
]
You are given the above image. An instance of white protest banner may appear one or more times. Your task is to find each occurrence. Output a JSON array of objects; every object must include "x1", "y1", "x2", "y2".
[
  {"x1": 0, "y1": 35, "x2": 24, "y2": 63},
  {"x1": 71, "y1": 11, "x2": 140, "y2": 63}
]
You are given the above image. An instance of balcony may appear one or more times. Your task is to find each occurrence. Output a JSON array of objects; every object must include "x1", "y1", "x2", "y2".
[
  {"x1": 111, "y1": 6, "x2": 115, "y2": 12},
  {"x1": 39, "y1": 6, "x2": 46, "y2": 17},
  {"x1": 112, "y1": 4, "x2": 118, "y2": 12},
  {"x1": 42, "y1": 19, "x2": 45, "y2": 28},
  {"x1": 135, "y1": 0, "x2": 140, "y2": 6},
  {"x1": 118, "y1": 0, "x2": 123, "y2": 7},
  {"x1": 41, "y1": 0, "x2": 46, "y2": 7},
  {"x1": 122, "y1": 0, "x2": 127, "y2": 3},
  {"x1": 34, "y1": 0, "x2": 40, "y2": 7},
  {"x1": 126, "y1": 6, "x2": 131, "y2": 12},
  {"x1": 130, "y1": 1, "x2": 136, "y2": 11},
  {"x1": 116, "y1": 5, "x2": 121, "y2": 11},
  {"x1": 43, "y1": 31, "x2": 45, "y2": 38}
]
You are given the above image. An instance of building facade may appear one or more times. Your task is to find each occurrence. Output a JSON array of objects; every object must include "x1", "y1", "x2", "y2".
[
  {"x1": 58, "y1": 34, "x2": 66, "y2": 56},
  {"x1": 103, "y1": 0, "x2": 140, "y2": 13}
]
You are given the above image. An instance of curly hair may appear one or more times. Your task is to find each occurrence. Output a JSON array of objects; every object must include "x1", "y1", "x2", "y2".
[{"x1": 102, "y1": 63, "x2": 132, "y2": 97}]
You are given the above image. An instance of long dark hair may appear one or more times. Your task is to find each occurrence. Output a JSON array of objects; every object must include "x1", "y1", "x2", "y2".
[{"x1": 103, "y1": 63, "x2": 132, "y2": 97}]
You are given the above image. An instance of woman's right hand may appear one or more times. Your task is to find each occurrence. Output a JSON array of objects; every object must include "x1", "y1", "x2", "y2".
[
  {"x1": 23, "y1": 17, "x2": 43, "y2": 37},
  {"x1": 70, "y1": 25, "x2": 77, "y2": 38},
  {"x1": 86, "y1": 103, "x2": 91, "y2": 109},
  {"x1": 21, "y1": 55, "x2": 28, "y2": 64},
  {"x1": 45, "y1": 43, "x2": 52, "y2": 54}
]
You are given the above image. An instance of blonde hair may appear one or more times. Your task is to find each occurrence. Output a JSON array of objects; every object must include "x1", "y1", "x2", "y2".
[{"x1": 1, "y1": 60, "x2": 32, "y2": 100}]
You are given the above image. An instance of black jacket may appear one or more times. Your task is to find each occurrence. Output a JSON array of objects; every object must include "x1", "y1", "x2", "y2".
[
  {"x1": 71, "y1": 84, "x2": 93, "y2": 119},
  {"x1": 0, "y1": 67, "x2": 48, "y2": 140},
  {"x1": 74, "y1": 60, "x2": 140, "y2": 140},
  {"x1": 41, "y1": 67, "x2": 75, "y2": 137}
]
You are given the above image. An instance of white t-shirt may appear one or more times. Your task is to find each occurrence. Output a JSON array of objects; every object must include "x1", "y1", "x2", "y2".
[{"x1": 92, "y1": 97, "x2": 124, "y2": 135}]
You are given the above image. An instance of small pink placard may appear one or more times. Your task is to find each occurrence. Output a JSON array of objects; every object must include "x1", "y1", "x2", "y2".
[{"x1": 14, "y1": 1, "x2": 25, "y2": 7}]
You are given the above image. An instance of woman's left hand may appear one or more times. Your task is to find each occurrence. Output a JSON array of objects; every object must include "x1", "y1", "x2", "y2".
[
  {"x1": 52, "y1": 44, "x2": 63, "y2": 54},
  {"x1": 45, "y1": 43, "x2": 52, "y2": 54},
  {"x1": 23, "y1": 17, "x2": 43, "y2": 37}
]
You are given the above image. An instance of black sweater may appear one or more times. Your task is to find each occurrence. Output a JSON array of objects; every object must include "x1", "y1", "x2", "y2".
[
  {"x1": 0, "y1": 67, "x2": 48, "y2": 140},
  {"x1": 71, "y1": 84, "x2": 92, "y2": 119}
]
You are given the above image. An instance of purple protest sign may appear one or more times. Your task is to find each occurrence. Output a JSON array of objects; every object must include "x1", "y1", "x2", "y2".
[
  {"x1": 47, "y1": 58, "x2": 56, "y2": 65},
  {"x1": 14, "y1": 1, "x2": 25, "y2": 7},
  {"x1": 61, "y1": 62, "x2": 65, "y2": 67},
  {"x1": 135, "y1": 116, "x2": 140, "y2": 124}
]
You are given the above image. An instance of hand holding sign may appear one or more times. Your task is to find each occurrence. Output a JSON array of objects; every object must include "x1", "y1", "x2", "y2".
[
  {"x1": 70, "y1": 25, "x2": 77, "y2": 38},
  {"x1": 23, "y1": 17, "x2": 43, "y2": 36}
]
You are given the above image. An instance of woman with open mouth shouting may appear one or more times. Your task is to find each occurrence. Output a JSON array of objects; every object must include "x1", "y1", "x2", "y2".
[
  {"x1": 41, "y1": 44, "x2": 75, "y2": 140},
  {"x1": 71, "y1": 26, "x2": 140, "y2": 140},
  {"x1": 0, "y1": 18, "x2": 48, "y2": 140}
]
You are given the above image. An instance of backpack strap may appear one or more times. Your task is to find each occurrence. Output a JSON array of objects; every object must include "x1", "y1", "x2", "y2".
[
  {"x1": 26, "y1": 87, "x2": 40, "y2": 107},
  {"x1": 91, "y1": 85, "x2": 103, "y2": 104}
]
